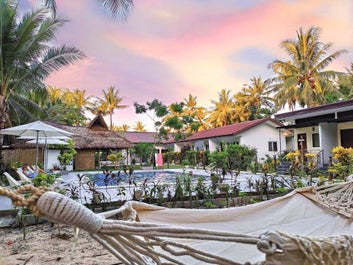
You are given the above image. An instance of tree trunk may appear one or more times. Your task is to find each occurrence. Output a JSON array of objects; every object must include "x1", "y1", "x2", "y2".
[{"x1": 0, "y1": 95, "x2": 9, "y2": 171}]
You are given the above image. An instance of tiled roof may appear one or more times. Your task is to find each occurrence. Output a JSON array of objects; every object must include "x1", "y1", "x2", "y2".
[
  {"x1": 274, "y1": 99, "x2": 353, "y2": 119},
  {"x1": 179, "y1": 118, "x2": 281, "y2": 142},
  {"x1": 121, "y1": 131, "x2": 157, "y2": 143}
]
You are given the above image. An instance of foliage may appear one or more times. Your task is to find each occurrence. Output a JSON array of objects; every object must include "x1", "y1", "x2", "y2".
[
  {"x1": 93, "y1": 86, "x2": 127, "y2": 129},
  {"x1": 209, "y1": 151, "x2": 228, "y2": 181},
  {"x1": 107, "y1": 152, "x2": 123, "y2": 164},
  {"x1": 234, "y1": 76, "x2": 276, "y2": 121},
  {"x1": 208, "y1": 144, "x2": 256, "y2": 184},
  {"x1": 269, "y1": 26, "x2": 346, "y2": 109},
  {"x1": 285, "y1": 150, "x2": 302, "y2": 177},
  {"x1": 304, "y1": 153, "x2": 320, "y2": 184},
  {"x1": 0, "y1": 1, "x2": 85, "y2": 128},
  {"x1": 261, "y1": 155, "x2": 277, "y2": 174},
  {"x1": 57, "y1": 140, "x2": 77, "y2": 169},
  {"x1": 185, "y1": 150, "x2": 197, "y2": 166},
  {"x1": 31, "y1": 173, "x2": 57, "y2": 187},
  {"x1": 41, "y1": 0, "x2": 133, "y2": 20},
  {"x1": 44, "y1": 87, "x2": 90, "y2": 126},
  {"x1": 134, "y1": 99, "x2": 168, "y2": 140},
  {"x1": 132, "y1": 143, "x2": 154, "y2": 164},
  {"x1": 329, "y1": 146, "x2": 353, "y2": 180}
]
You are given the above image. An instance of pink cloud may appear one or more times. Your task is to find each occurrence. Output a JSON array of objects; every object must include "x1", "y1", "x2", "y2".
[{"x1": 38, "y1": 0, "x2": 353, "y2": 130}]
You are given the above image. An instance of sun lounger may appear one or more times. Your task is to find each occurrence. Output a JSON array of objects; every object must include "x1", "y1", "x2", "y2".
[
  {"x1": 15, "y1": 169, "x2": 63, "y2": 189},
  {"x1": 3, "y1": 172, "x2": 25, "y2": 187},
  {"x1": 16, "y1": 169, "x2": 32, "y2": 182}
]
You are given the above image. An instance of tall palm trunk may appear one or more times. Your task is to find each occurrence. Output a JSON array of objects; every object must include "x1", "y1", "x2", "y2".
[
  {"x1": 0, "y1": 96, "x2": 9, "y2": 171},
  {"x1": 109, "y1": 110, "x2": 113, "y2": 129}
]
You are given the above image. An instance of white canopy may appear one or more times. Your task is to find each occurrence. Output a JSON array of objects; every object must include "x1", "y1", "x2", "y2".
[
  {"x1": 26, "y1": 139, "x2": 69, "y2": 145},
  {"x1": 0, "y1": 120, "x2": 72, "y2": 167}
]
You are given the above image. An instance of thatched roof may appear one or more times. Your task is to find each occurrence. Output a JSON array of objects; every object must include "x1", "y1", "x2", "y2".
[{"x1": 44, "y1": 117, "x2": 133, "y2": 150}]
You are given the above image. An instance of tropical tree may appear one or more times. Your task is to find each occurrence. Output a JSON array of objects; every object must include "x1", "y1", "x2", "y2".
[
  {"x1": 333, "y1": 63, "x2": 353, "y2": 101},
  {"x1": 161, "y1": 102, "x2": 197, "y2": 141},
  {"x1": 132, "y1": 121, "x2": 147, "y2": 132},
  {"x1": 0, "y1": 1, "x2": 85, "y2": 129},
  {"x1": 98, "y1": 86, "x2": 128, "y2": 129},
  {"x1": 134, "y1": 99, "x2": 168, "y2": 135},
  {"x1": 47, "y1": 86, "x2": 63, "y2": 105},
  {"x1": 207, "y1": 89, "x2": 236, "y2": 127},
  {"x1": 132, "y1": 143, "x2": 154, "y2": 164},
  {"x1": 41, "y1": 0, "x2": 133, "y2": 20},
  {"x1": 43, "y1": 87, "x2": 89, "y2": 125},
  {"x1": 269, "y1": 27, "x2": 346, "y2": 109},
  {"x1": 234, "y1": 76, "x2": 275, "y2": 121},
  {"x1": 183, "y1": 94, "x2": 209, "y2": 131},
  {"x1": 113, "y1": 124, "x2": 130, "y2": 131}
]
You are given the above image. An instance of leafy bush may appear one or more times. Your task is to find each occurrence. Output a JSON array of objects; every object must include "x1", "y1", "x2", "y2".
[{"x1": 31, "y1": 173, "x2": 57, "y2": 187}]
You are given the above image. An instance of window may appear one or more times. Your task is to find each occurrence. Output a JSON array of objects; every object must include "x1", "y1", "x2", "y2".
[
  {"x1": 312, "y1": 133, "x2": 320, "y2": 148},
  {"x1": 268, "y1": 141, "x2": 278, "y2": 152}
]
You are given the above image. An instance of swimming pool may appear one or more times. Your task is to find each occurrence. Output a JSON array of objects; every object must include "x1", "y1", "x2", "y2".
[{"x1": 91, "y1": 170, "x2": 206, "y2": 187}]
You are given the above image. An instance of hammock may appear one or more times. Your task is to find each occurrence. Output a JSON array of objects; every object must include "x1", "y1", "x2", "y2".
[{"x1": 1, "y1": 183, "x2": 353, "y2": 265}]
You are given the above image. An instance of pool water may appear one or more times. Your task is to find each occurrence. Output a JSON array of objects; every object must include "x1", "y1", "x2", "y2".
[{"x1": 92, "y1": 170, "x2": 206, "y2": 187}]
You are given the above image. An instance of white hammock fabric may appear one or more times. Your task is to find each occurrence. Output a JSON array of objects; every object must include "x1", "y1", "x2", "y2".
[
  {"x1": 2, "y1": 182, "x2": 353, "y2": 264},
  {"x1": 100, "y1": 185, "x2": 353, "y2": 264}
]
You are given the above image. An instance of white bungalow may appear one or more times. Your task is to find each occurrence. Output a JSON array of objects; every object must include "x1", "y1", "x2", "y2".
[{"x1": 172, "y1": 117, "x2": 287, "y2": 162}]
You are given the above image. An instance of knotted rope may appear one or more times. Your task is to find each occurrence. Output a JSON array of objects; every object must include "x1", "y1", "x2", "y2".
[
  {"x1": 259, "y1": 231, "x2": 353, "y2": 265},
  {"x1": 315, "y1": 181, "x2": 353, "y2": 218}
]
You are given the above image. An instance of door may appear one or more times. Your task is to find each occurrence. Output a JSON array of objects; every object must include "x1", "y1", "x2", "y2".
[
  {"x1": 297, "y1": 133, "x2": 307, "y2": 152},
  {"x1": 340, "y1": 129, "x2": 353, "y2": 148}
]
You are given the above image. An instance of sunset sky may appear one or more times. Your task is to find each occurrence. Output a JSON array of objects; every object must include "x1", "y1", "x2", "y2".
[{"x1": 24, "y1": 0, "x2": 353, "y2": 131}]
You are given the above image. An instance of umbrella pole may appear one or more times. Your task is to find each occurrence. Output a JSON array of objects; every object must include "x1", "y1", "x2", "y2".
[
  {"x1": 35, "y1": 131, "x2": 39, "y2": 170},
  {"x1": 44, "y1": 138, "x2": 48, "y2": 172}
]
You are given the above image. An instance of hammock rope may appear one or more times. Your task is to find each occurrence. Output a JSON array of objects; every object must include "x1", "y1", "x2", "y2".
[
  {"x1": 1, "y1": 184, "x2": 353, "y2": 265},
  {"x1": 315, "y1": 181, "x2": 353, "y2": 218}
]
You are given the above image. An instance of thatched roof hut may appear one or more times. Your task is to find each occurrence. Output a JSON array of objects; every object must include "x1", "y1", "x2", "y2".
[
  {"x1": 46, "y1": 115, "x2": 132, "y2": 150},
  {"x1": 45, "y1": 115, "x2": 133, "y2": 170}
]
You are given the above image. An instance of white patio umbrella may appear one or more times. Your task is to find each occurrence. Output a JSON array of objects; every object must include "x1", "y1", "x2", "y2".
[
  {"x1": 26, "y1": 139, "x2": 69, "y2": 145},
  {"x1": 0, "y1": 121, "x2": 73, "y2": 168},
  {"x1": 18, "y1": 135, "x2": 72, "y2": 140}
]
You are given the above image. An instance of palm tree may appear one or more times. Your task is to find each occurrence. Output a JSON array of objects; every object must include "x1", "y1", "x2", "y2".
[
  {"x1": 114, "y1": 124, "x2": 130, "y2": 131},
  {"x1": 0, "y1": 1, "x2": 85, "y2": 129},
  {"x1": 183, "y1": 94, "x2": 208, "y2": 132},
  {"x1": 42, "y1": 0, "x2": 133, "y2": 20},
  {"x1": 269, "y1": 27, "x2": 346, "y2": 109},
  {"x1": 63, "y1": 89, "x2": 92, "y2": 110},
  {"x1": 47, "y1": 86, "x2": 63, "y2": 105},
  {"x1": 335, "y1": 63, "x2": 353, "y2": 101},
  {"x1": 235, "y1": 76, "x2": 275, "y2": 121},
  {"x1": 41, "y1": 88, "x2": 88, "y2": 125},
  {"x1": 207, "y1": 89, "x2": 236, "y2": 127},
  {"x1": 194, "y1": 107, "x2": 210, "y2": 131},
  {"x1": 183, "y1": 94, "x2": 198, "y2": 117},
  {"x1": 133, "y1": 121, "x2": 147, "y2": 132},
  {"x1": 99, "y1": 86, "x2": 128, "y2": 129}
]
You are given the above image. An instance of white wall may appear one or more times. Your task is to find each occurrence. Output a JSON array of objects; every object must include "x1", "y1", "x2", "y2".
[
  {"x1": 171, "y1": 122, "x2": 283, "y2": 162},
  {"x1": 240, "y1": 123, "x2": 284, "y2": 162},
  {"x1": 47, "y1": 150, "x2": 61, "y2": 170},
  {"x1": 319, "y1": 122, "x2": 337, "y2": 164},
  {"x1": 47, "y1": 150, "x2": 73, "y2": 171}
]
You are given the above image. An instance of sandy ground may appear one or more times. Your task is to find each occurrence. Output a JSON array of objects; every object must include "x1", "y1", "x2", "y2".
[{"x1": 0, "y1": 222, "x2": 122, "y2": 265}]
